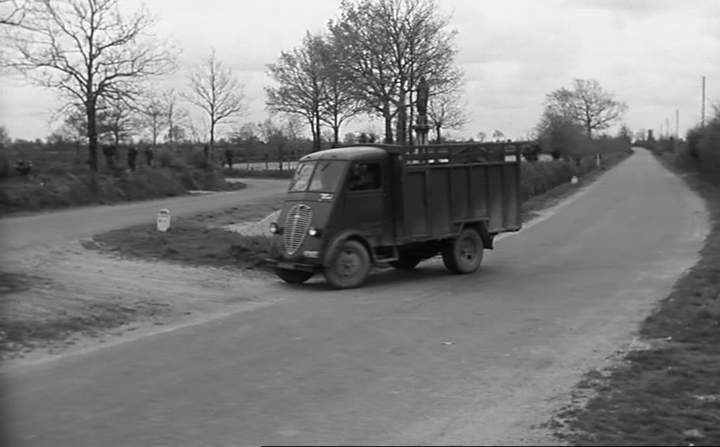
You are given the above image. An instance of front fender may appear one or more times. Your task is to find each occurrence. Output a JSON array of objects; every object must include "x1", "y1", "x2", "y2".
[{"x1": 322, "y1": 230, "x2": 373, "y2": 268}]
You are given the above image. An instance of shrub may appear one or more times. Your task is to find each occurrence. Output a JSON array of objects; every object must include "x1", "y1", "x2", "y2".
[
  {"x1": 185, "y1": 147, "x2": 210, "y2": 170},
  {"x1": 222, "y1": 167, "x2": 295, "y2": 179},
  {"x1": 682, "y1": 107, "x2": 720, "y2": 183},
  {"x1": 157, "y1": 148, "x2": 177, "y2": 168}
]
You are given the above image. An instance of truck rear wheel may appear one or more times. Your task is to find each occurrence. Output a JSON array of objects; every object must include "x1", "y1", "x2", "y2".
[
  {"x1": 275, "y1": 267, "x2": 314, "y2": 284},
  {"x1": 325, "y1": 240, "x2": 370, "y2": 289},
  {"x1": 443, "y1": 228, "x2": 484, "y2": 274}
]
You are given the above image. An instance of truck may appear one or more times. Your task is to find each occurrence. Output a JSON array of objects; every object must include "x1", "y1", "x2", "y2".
[{"x1": 267, "y1": 142, "x2": 525, "y2": 289}]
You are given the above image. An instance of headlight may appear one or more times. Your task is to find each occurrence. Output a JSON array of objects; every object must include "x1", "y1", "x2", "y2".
[
  {"x1": 308, "y1": 227, "x2": 319, "y2": 237},
  {"x1": 269, "y1": 222, "x2": 279, "y2": 234}
]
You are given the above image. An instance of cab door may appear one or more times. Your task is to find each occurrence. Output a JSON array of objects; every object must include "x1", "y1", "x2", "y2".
[{"x1": 342, "y1": 160, "x2": 393, "y2": 245}]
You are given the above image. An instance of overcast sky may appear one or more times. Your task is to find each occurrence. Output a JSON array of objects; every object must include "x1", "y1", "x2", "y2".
[{"x1": 1, "y1": 0, "x2": 719, "y2": 141}]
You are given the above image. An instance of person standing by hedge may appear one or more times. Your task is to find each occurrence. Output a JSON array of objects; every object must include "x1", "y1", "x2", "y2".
[
  {"x1": 127, "y1": 146, "x2": 138, "y2": 171},
  {"x1": 224, "y1": 148, "x2": 233, "y2": 169},
  {"x1": 144, "y1": 146, "x2": 154, "y2": 167}
]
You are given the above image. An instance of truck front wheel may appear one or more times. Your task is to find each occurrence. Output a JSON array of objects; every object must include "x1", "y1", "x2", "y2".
[
  {"x1": 325, "y1": 240, "x2": 370, "y2": 289},
  {"x1": 443, "y1": 228, "x2": 484, "y2": 274},
  {"x1": 275, "y1": 267, "x2": 314, "y2": 284}
]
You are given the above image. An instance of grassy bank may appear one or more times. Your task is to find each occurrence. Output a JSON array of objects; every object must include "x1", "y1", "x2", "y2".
[{"x1": 553, "y1": 149, "x2": 720, "y2": 445}]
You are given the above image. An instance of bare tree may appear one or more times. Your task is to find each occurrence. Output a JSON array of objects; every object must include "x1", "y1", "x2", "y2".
[
  {"x1": 2, "y1": 0, "x2": 176, "y2": 171},
  {"x1": 319, "y1": 41, "x2": 361, "y2": 148},
  {"x1": 428, "y1": 91, "x2": 467, "y2": 142},
  {"x1": 260, "y1": 118, "x2": 287, "y2": 171},
  {"x1": 545, "y1": 79, "x2": 627, "y2": 138},
  {"x1": 329, "y1": 1, "x2": 399, "y2": 143},
  {"x1": 329, "y1": 0, "x2": 460, "y2": 144},
  {"x1": 492, "y1": 129, "x2": 505, "y2": 142},
  {"x1": 476, "y1": 131, "x2": 486, "y2": 142},
  {"x1": 104, "y1": 98, "x2": 136, "y2": 145},
  {"x1": 0, "y1": 0, "x2": 28, "y2": 26},
  {"x1": 137, "y1": 92, "x2": 165, "y2": 148},
  {"x1": 184, "y1": 48, "x2": 245, "y2": 152},
  {"x1": 161, "y1": 88, "x2": 187, "y2": 144},
  {"x1": 266, "y1": 32, "x2": 326, "y2": 151}
]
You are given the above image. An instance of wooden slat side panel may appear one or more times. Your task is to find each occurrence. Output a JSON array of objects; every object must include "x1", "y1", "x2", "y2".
[
  {"x1": 404, "y1": 170, "x2": 428, "y2": 236},
  {"x1": 503, "y1": 164, "x2": 520, "y2": 228},
  {"x1": 470, "y1": 166, "x2": 488, "y2": 220},
  {"x1": 451, "y1": 167, "x2": 469, "y2": 221},
  {"x1": 488, "y1": 166, "x2": 504, "y2": 230},
  {"x1": 428, "y1": 169, "x2": 451, "y2": 235}
]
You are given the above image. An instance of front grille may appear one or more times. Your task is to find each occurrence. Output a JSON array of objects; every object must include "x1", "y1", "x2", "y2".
[{"x1": 283, "y1": 204, "x2": 312, "y2": 255}]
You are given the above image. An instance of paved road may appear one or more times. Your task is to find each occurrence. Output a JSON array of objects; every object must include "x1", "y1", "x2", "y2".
[
  {"x1": 1, "y1": 150, "x2": 709, "y2": 445},
  {"x1": 0, "y1": 178, "x2": 289, "y2": 253}
]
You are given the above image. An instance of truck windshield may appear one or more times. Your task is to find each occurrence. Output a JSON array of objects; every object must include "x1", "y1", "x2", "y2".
[{"x1": 289, "y1": 160, "x2": 346, "y2": 193}]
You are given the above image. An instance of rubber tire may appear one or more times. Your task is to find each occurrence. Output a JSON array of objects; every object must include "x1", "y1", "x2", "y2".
[
  {"x1": 389, "y1": 255, "x2": 422, "y2": 270},
  {"x1": 442, "y1": 228, "x2": 484, "y2": 274},
  {"x1": 324, "y1": 240, "x2": 370, "y2": 289},
  {"x1": 275, "y1": 267, "x2": 314, "y2": 284}
]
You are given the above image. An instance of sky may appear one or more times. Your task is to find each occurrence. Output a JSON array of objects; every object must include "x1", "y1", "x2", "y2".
[{"x1": 1, "y1": 0, "x2": 719, "y2": 142}]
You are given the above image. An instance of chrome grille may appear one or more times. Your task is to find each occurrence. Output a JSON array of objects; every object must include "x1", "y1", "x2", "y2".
[{"x1": 283, "y1": 204, "x2": 312, "y2": 255}]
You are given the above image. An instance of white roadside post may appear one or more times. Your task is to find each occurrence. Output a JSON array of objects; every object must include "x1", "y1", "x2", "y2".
[{"x1": 157, "y1": 208, "x2": 171, "y2": 232}]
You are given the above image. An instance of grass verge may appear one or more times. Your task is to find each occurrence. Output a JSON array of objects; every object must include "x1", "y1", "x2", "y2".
[
  {"x1": 87, "y1": 196, "x2": 285, "y2": 271},
  {"x1": 551, "y1": 153, "x2": 720, "y2": 445}
]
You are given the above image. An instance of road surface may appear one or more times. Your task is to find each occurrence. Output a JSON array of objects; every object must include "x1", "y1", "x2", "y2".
[{"x1": 0, "y1": 150, "x2": 709, "y2": 446}]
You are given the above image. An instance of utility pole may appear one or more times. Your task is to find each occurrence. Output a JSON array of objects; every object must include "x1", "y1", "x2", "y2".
[{"x1": 701, "y1": 75, "x2": 706, "y2": 127}]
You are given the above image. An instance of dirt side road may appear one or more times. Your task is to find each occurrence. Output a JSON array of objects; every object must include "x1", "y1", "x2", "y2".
[
  {"x1": 0, "y1": 178, "x2": 289, "y2": 253},
  {"x1": 0, "y1": 150, "x2": 710, "y2": 446}
]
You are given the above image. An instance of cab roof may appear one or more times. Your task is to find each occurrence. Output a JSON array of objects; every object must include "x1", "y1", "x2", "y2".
[{"x1": 299, "y1": 146, "x2": 395, "y2": 162}]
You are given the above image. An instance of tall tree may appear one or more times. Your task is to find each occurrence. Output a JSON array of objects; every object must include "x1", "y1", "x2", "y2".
[
  {"x1": 427, "y1": 91, "x2": 467, "y2": 142},
  {"x1": 266, "y1": 32, "x2": 326, "y2": 151},
  {"x1": 184, "y1": 48, "x2": 245, "y2": 152},
  {"x1": 329, "y1": 0, "x2": 460, "y2": 144},
  {"x1": 2, "y1": 0, "x2": 176, "y2": 171},
  {"x1": 329, "y1": 1, "x2": 399, "y2": 143},
  {"x1": 318, "y1": 40, "x2": 360, "y2": 148},
  {"x1": 545, "y1": 79, "x2": 627, "y2": 138}
]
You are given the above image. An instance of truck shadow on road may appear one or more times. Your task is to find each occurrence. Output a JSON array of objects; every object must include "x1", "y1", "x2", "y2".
[{"x1": 277, "y1": 263, "x2": 507, "y2": 292}]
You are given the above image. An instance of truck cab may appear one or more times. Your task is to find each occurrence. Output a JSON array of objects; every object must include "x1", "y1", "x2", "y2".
[{"x1": 268, "y1": 142, "x2": 524, "y2": 289}]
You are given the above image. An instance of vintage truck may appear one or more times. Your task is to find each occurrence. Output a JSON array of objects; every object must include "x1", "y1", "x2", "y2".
[{"x1": 267, "y1": 142, "x2": 524, "y2": 288}]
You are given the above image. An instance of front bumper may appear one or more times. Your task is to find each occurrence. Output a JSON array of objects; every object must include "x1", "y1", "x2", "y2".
[{"x1": 265, "y1": 257, "x2": 321, "y2": 272}]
